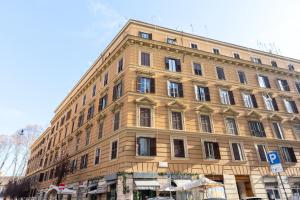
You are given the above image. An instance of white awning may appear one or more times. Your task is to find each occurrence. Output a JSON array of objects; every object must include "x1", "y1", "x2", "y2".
[
  {"x1": 173, "y1": 180, "x2": 192, "y2": 187},
  {"x1": 134, "y1": 180, "x2": 160, "y2": 190},
  {"x1": 58, "y1": 188, "x2": 76, "y2": 195},
  {"x1": 88, "y1": 187, "x2": 107, "y2": 194}
]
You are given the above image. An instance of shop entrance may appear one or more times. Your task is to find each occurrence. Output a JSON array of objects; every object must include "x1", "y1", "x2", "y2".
[{"x1": 235, "y1": 175, "x2": 254, "y2": 199}]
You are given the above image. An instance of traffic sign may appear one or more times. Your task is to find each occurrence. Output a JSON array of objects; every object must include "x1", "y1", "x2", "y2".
[
  {"x1": 271, "y1": 164, "x2": 283, "y2": 173},
  {"x1": 267, "y1": 151, "x2": 281, "y2": 165},
  {"x1": 58, "y1": 183, "x2": 65, "y2": 191}
]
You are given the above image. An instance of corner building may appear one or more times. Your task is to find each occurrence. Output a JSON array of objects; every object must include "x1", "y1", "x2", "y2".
[{"x1": 26, "y1": 20, "x2": 300, "y2": 200}]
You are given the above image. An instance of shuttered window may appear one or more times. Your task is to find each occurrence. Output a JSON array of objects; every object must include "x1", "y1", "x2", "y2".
[
  {"x1": 258, "y1": 75, "x2": 271, "y2": 88},
  {"x1": 277, "y1": 79, "x2": 290, "y2": 91},
  {"x1": 173, "y1": 139, "x2": 185, "y2": 158},
  {"x1": 232, "y1": 143, "x2": 244, "y2": 161},
  {"x1": 99, "y1": 94, "x2": 108, "y2": 111},
  {"x1": 168, "y1": 81, "x2": 183, "y2": 97},
  {"x1": 165, "y1": 57, "x2": 181, "y2": 72},
  {"x1": 220, "y1": 89, "x2": 235, "y2": 105},
  {"x1": 238, "y1": 70, "x2": 247, "y2": 84},
  {"x1": 216, "y1": 66, "x2": 225, "y2": 80},
  {"x1": 137, "y1": 137, "x2": 156, "y2": 156},
  {"x1": 195, "y1": 86, "x2": 210, "y2": 101},
  {"x1": 137, "y1": 77, "x2": 155, "y2": 93},
  {"x1": 111, "y1": 141, "x2": 118, "y2": 160},
  {"x1": 257, "y1": 144, "x2": 268, "y2": 162},
  {"x1": 112, "y1": 81, "x2": 123, "y2": 101},
  {"x1": 200, "y1": 115, "x2": 212, "y2": 133},
  {"x1": 141, "y1": 52, "x2": 150, "y2": 66},
  {"x1": 272, "y1": 122, "x2": 284, "y2": 139},
  {"x1": 282, "y1": 147, "x2": 297, "y2": 163},
  {"x1": 193, "y1": 62, "x2": 202, "y2": 75},
  {"x1": 140, "y1": 107, "x2": 151, "y2": 127},
  {"x1": 248, "y1": 121, "x2": 266, "y2": 137},
  {"x1": 204, "y1": 141, "x2": 220, "y2": 159},
  {"x1": 113, "y1": 111, "x2": 121, "y2": 131}
]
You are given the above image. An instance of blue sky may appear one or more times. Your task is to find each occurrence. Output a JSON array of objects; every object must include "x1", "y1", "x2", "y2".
[{"x1": 0, "y1": 0, "x2": 299, "y2": 135}]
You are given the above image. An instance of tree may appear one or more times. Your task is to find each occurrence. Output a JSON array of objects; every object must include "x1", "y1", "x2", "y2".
[{"x1": 55, "y1": 155, "x2": 70, "y2": 185}]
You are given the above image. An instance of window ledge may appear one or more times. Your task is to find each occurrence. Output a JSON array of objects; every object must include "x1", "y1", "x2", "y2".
[
  {"x1": 136, "y1": 156, "x2": 156, "y2": 159},
  {"x1": 171, "y1": 157, "x2": 189, "y2": 160}
]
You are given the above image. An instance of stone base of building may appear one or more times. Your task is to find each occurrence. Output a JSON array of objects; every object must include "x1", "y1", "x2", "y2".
[{"x1": 35, "y1": 172, "x2": 300, "y2": 200}]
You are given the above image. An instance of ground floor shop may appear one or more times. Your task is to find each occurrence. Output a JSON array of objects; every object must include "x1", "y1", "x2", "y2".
[{"x1": 35, "y1": 172, "x2": 300, "y2": 200}]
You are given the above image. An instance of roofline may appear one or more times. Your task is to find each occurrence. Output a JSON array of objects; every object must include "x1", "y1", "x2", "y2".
[
  {"x1": 130, "y1": 19, "x2": 300, "y2": 63},
  {"x1": 53, "y1": 19, "x2": 300, "y2": 119}
]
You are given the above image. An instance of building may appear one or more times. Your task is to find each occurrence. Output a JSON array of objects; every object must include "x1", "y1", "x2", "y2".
[{"x1": 25, "y1": 20, "x2": 300, "y2": 200}]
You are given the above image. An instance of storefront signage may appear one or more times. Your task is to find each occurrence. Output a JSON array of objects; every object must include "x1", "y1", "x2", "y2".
[{"x1": 133, "y1": 172, "x2": 157, "y2": 179}]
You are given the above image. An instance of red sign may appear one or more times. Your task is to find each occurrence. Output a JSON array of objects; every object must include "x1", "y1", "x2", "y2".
[{"x1": 58, "y1": 183, "x2": 65, "y2": 190}]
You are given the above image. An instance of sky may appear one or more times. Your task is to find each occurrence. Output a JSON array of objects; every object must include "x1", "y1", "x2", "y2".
[{"x1": 0, "y1": 0, "x2": 300, "y2": 135}]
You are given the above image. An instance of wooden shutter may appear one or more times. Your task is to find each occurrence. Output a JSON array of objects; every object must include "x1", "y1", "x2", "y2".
[
  {"x1": 136, "y1": 77, "x2": 141, "y2": 92},
  {"x1": 150, "y1": 138, "x2": 156, "y2": 156},
  {"x1": 194, "y1": 86, "x2": 199, "y2": 100},
  {"x1": 288, "y1": 148, "x2": 297, "y2": 162},
  {"x1": 258, "y1": 145, "x2": 266, "y2": 161},
  {"x1": 272, "y1": 98, "x2": 279, "y2": 111},
  {"x1": 264, "y1": 76, "x2": 271, "y2": 88},
  {"x1": 175, "y1": 59, "x2": 181, "y2": 72},
  {"x1": 112, "y1": 85, "x2": 117, "y2": 100},
  {"x1": 259, "y1": 122, "x2": 266, "y2": 137},
  {"x1": 136, "y1": 137, "x2": 140, "y2": 156},
  {"x1": 251, "y1": 94, "x2": 258, "y2": 108},
  {"x1": 284, "y1": 80, "x2": 290, "y2": 91},
  {"x1": 213, "y1": 143, "x2": 221, "y2": 159},
  {"x1": 178, "y1": 83, "x2": 184, "y2": 97},
  {"x1": 204, "y1": 87, "x2": 210, "y2": 101},
  {"x1": 165, "y1": 57, "x2": 169, "y2": 70},
  {"x1": 291, "y1": 101, "x2": 299, "y2": 113},
  {"x1": 296, "y1": 82, "x2": 300, "y2": 93},
  {"x1": 150, "y1": 78, "x2": 155, "y2": 93},
  {"x1": 204, "y1": 142, "x2": 209, "y2": 158},
  {"x1": 228, "y1": 91, "x2": 235, "y2": 105},
  {"x1": 232, "y1": 143, "x2": 240, "y2": 160}
]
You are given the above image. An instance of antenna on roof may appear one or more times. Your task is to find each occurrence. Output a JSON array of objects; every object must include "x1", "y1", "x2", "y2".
[{"x1": 190, "y1": 24, "x2": 194, "y2": 33}]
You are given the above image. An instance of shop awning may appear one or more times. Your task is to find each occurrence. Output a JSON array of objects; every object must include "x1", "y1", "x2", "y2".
[
  {"x1": 134, "y1": 180, "x2": 160, "y2": 190},
  {"x1": 173, "y1": 179, "x2": 192, "y2": 187},
  {"x1": 88, "y1": 187, "x2": 107, "y2": 194}
]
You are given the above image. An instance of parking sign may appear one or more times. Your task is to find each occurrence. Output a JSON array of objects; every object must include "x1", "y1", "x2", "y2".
[{"x1": 267, "y1": 152, "x2": 283, "y2": 173}]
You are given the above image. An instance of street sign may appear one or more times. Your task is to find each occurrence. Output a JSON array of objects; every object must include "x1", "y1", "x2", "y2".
[
  {"x1": 267, "y1": 152, "x2": 283, "y2": 173},
  {"x1": 267, "y1": 151, "x2": 281, "y2": 165}
]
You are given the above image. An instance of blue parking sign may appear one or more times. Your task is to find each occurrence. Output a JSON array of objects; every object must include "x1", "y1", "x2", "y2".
[{"x1": 267, "y1": 151, "x2": 281, "y2": 165}]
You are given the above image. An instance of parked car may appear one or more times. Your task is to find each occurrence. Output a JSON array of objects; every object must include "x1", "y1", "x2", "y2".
[
  {"x1": 241, "y1": 197, "x2": 263, "y2": 200},
  {"x1": 147, "y1": 197, "x2": 175, "y2": 200}
]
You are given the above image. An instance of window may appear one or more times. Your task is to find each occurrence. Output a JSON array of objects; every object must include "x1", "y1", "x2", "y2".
[
  {"x1": 195, "y1": 86, "x2": 210, "y2": 102},
  {"x1": 231, "y1": 143, "x2": 245, "y2": 161},
  {"x1": 277, "y1": 79, "x2": 290, "y2": 91},
  {"x1": 80, "y1": 154, "x2": 88, "y2": 169},
  {"x1": 137, "y1": 77, "x2": 155, "y2": 93},
  {"x1": 99, "y1": 94, "x2": 108, "y2": 111},
  {"x1": 103, "y1": 72, "x2": 109, "y2": 86},
  {"x1": 167, "y1": 38, "x2": 176, "y2": 44},
  {"x1": 295, "y1": 82, "x2": 300, "y2": 94},
  {"x1": 242, "y1": 93, "x2": 257, "y2": 108},
  {"x1": 92, "y1": 85, "x2": 97, "y2": 97},
  {"x1": 70, "y1": 159, "x2": 77, "y2": 173},
  {"x1": 256, "y1": 144, "x2": 268, "y2": 162},
  {"x1": 112, "y1": 81, "x2": 123, "y2": 100},
  {"x1": 191, "y1": 43, "x2": 198, "y2": 49},
  {"x1": 77, "y1": 113, "x2": 84, "y2": 128},
  {"x1": 263, "y1": 95, "x2": 279, "y2": 111},
  {"x1": 271, "y1": 61, "x2": 278, "y2": 68},
  {"x1": 141, "y1": 52, "x2": 150, "y2": 66},
  {"x1": 251, "y1": 57, "x2": 262, "y2": 64},
  {"x1": 117, "y1": 58, "x2": 123, "y2": 73},
  {"x1": 60, "y1": 116, "x2": 65, "y2": 127},
  {"x1": 219, "y1": 89, "x2": 235, "y2": 105},
  {"x1": 165, "y1": 57, "x2": 181, "y2": 72},
  {"x1": 171, "y1": 111, "x2": 183, "y2": 130},
  {"x1": 140, "y1": 107, "x2": 151, "y2": 127},
  {"x1": 292, "y1": 186, "x2": 300, "y2": 199},
  {"x1": 216, "y1": 67, "x2": 225, "y2": 80},
  {"x1": 137, "y1": 137, "x2": 156, "y2": 156},
  {"x1": 248, "y1": 121, "x2": 266, "y2": 137},
  {"x1": 283, "y1": 99, "x2": 298, "y2": 113},
  {"x1": 213, "y1": 48, "x2": 220, "y2": 55},
  {"x1": 85, "y1": 129, "x2": 90, "y2": 146},
  {"x1": 272, "y1": 122, "x2": 284, "y2": 139},
  {"x1": 288, "y1": 64, "x2": 295, "y2": 71},
  {"x1": 293, "y1": 124, "x2": 300, "y2": 140},
  {"x1": 233, "y1": 53, "x2": 240, "y2": 59},
  {"x1": 193, "y1": 62, "x2": 202, "y2": 75},
  {"x1": 258, "y1": 75, "x2": 271, "y2": 88},
  {"x1": 82, "y1": 94, "x2": 86, "y2": 106},
  {"x1": 199, "y1": 115, "x2": 212, "y2": 133},
  {"x1": 173, "y1": 139, "x2": 186, "y2": 158},
  {"x1": 266, "y1": 187, "x2": 281, "y2": 200},
  {"x1": 238, "y1": 70, "x2": 247, "y2": 84},
  {"x1": 94, "y1": 148, "x2": 101, "y2": 165},
  {"x1": 281, "y1": 147, "x2": 297, "y2": 163},
  {"x1": 168, "y1": 81, "x2": 183, "y2": 97},
  {"x1": 87, "y1": 104, "x2": 95, "y2": 120},
  {"x1": 226, "y1": 118, "x2": 238, "y2": 135},
  {"x1": 66, "y1": 110, "x2": 72, "y2": 121},
  {"x1": 139, "y1": 31, "x2": 152, "y2": 40},
  {"x1": 75, "y1": 103, "x2": 78, "y2": 113},
  {"x1": 98, "y1": 121, "x2": 104, "y2": 139},
  {"x1": 204, "y1": 141, "x2": 220, "y2": 159},
  {"x1": 113, "y1": 111, "x2": 121, "y2": 131},
  {"x1": 111, "y1": 140, "x2": 118, "y2": 160}
]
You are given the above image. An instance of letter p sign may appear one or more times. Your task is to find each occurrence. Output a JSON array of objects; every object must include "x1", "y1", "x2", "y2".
[{"x1": 267, "y1": 152, "x2": 281, "y2": 165}]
